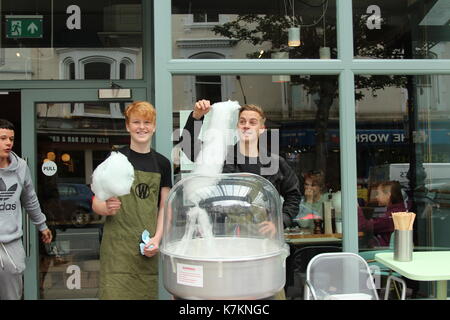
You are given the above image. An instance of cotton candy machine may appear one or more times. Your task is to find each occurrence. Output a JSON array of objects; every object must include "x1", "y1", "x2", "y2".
[{"x1": 160, "y1": 173, "x2": 289, "y2": 300}]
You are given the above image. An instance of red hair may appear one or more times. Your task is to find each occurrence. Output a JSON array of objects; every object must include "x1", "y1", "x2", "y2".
[{"x1": 124, "y1": 101, "x2": 156, "y2": 124}]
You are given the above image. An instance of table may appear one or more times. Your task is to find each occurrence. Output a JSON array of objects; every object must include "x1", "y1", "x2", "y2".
[
  {"x1": 284, "y1": 233, "x2": 342, "y2": 245},
  {"x1": 284, "y1": 232, "x2": 364, "y2": 245},
  {"x1": 375, "y1": 251, "x2": 450, "y2": 300}
]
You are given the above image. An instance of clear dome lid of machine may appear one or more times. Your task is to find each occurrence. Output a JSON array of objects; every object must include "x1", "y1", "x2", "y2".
[{"x1": 160, "y1": 173, "x2": 286, "y2": 260}]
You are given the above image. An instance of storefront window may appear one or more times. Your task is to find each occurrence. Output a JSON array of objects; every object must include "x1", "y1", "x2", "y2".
[
  {"x1": 171, "y1": 0, "x2": 337, "y2": 60},
  {"x1": 353, "y1": 1, "x2": 450, "y2": 59},
  {"x1": 0, "y1": 0, "x2": 143, "y2": 80},
  {"x1": 172, "y1": 73, "x2": 342, "y2": 299},
  {"x1": 35, "y1": 101, "x2": 130, "y2": 299},
  {"x1": 173, "y1": 73, "x2": 342, "y2": 194},
  {"x1": 356, "y1": 74, "x2": 450, "y2": 298}
]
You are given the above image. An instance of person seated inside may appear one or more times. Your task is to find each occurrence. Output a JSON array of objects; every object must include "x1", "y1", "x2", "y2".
[
  {"x1": 358, "y1": 180, "x2": 407, "y2": 248},
  {"x1": 295, "y1": 170, "x2": 329, "y2": 232}
]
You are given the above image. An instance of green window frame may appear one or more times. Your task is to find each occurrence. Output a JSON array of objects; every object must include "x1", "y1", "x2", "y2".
[{"x1": 153, "y1": 0, "x2": 450, "y2": 254}]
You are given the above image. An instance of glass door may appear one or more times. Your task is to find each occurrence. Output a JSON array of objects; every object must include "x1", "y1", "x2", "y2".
[{"x1": 21, "y1": 88, "x2": 146, "y2": 299}]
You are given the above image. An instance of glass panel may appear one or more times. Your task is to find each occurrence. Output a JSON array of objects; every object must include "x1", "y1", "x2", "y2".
[
  {"x1": 69, "y1": 63, "x2": 76, "y2": 80},
  {"x1": 120, "y1": 63, "x2": 127, "y2": 79},
  {"x1": 353, "y1": 1, "x2": 450, "y2": 59},
  {"x1": 0, "y1": 92, "x2": 21, "y2": 155},
  {"x1": 36, "y1": 101, "x2": 131, "y2": 299},
  {"x1": 356, "y1": 75, "x2": 450, "y2": 299},
  {"x1": 193, "y1": 13, "x2": 219, "y2": 23},
  {"x1": 172, "y1": 0, "x2": 337, "y2": 59},
  {"x1": 195, "y1": 75, "x2": 222, "y2": 104},
  {"x1": 172, "y1": 74, "x2": 341, "y2": 300},
  {"x1": 84, "y1": 62, "x2": 111, "y2": 80},
  {"x1": 0, "y1": 0, "x2": 143, "y2": 80}
]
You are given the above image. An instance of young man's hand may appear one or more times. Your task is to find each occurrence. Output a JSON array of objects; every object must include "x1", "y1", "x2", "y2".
[
  {"x1": 258, "y1": 221, "x2": 276, "y2": 238},
  {"x1": 143, "y1": 239, "x2": 159, "y2": 257},
  {"x1": 193, "y1": 99, "x2": 212, "y2": 120},
  {"x1": 41, "y1": 228, "x2": 53, "y2": 244},
  {"x1": 105, "y1": 197, "x2": 121, "y2": 215}
]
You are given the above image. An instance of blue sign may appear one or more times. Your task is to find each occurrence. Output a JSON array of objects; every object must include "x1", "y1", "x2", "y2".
[{"x1": 281, "y1": 129, "x2": 450, "y2": 147}]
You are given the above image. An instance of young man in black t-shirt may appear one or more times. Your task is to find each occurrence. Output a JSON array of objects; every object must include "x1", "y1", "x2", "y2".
[{"x1": 92, "y1": 101, "x2": 172, "y2": 300}]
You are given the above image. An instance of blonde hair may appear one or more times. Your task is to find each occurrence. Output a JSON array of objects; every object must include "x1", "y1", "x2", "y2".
[
  {"x1": 124, "y1": 101, "x2": 156, "y2": 124},
  {"x1": 239, "y1": 104, "x2": 266, "y2": 125}
]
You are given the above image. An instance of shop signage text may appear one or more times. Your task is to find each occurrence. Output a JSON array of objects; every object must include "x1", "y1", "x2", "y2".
[
  {"x1": 356, "y1": 132, "x2": 405, "y2": 144},
  {"x1": 49, "y1": 135, "x2": 109, "y2": 144},
  {"x1": 281, "y1": 129, "x2": 406, "y2": 146}
]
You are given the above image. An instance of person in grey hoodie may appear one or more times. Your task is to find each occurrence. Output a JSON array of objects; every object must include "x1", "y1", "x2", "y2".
[{"x1": 0, "y1": 119, "x2": 52, "y2": 300}]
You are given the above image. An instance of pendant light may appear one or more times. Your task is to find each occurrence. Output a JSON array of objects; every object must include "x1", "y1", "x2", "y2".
[
  {"x1": 319, "y1": 2, "x2": 330, "y2": 59},
  {"x1": 271, "y1": 51, "x2": 290, "y2": 83},
  {"x1": 287, "y1": 0, "x2": 300, "y2": 47},
  {"x1": 288, "y1": 26, "x2": 301, "y2": 47}
]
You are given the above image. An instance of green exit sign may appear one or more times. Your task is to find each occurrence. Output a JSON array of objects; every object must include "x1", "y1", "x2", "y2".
[{"x1": 6, "y1": 15, "x2": 43, "y2": 39}]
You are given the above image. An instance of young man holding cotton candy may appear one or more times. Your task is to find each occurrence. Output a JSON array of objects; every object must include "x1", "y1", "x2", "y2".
[
  {"x1": 181, "y1": 100, "x2": 300, "y2": 300},
  {"x1": 92, "y1": 101, "x2": 172, "y2": 300},
  {"x1": 183, "y1": 100, "x2": 301, "y2": 229},
  {"x1": 0, "y1": 119, "x2": 52, "y2": 300}
]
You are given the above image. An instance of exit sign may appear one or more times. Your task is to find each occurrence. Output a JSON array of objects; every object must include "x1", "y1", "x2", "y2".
[{"x1": 6, "y1": 15, "x2": 43, "y2": 38}]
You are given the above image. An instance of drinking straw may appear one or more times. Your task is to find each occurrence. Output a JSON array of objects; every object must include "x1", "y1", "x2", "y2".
[
  {"x1": 392, "y1": 212, "x2": 399, "y2": 230},
  {"x1": 408, "y1": 213, "x2": 416, "y2": 231},
  {"x1": 392, "y1": 212, "x2": 412, "y2": 230},
  {"x1": 398, "y1": 213, "x2": 406, "y2": 230},
  {"x1": 401, "y1": 213, "x2": 410, "y2": 230}
]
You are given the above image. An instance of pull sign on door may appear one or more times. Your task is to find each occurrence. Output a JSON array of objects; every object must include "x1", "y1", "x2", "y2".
[{"x1": 42, "y1": 161, "x2": 57, "y2": 176}]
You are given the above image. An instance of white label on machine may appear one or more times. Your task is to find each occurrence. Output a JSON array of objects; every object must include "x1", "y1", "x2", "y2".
[{"x1": 177, "y1": 263, "x2": 203, "y2": 287}]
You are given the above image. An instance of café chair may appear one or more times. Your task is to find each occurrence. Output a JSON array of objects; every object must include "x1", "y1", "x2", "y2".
[
  {"x1": 286, "y1": 246, "x2": 341, "y2": 299},
  {"x1": 304, "y1": 252, "x2": 406, "y2": 300}
]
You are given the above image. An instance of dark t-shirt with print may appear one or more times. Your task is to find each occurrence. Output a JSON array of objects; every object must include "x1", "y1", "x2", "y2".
[{"x1": 118, "y1": 146, "x2": 172, "y2": 189}]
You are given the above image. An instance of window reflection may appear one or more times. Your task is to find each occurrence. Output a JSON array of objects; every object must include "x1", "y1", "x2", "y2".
[
  {"x1": 84, "y1": 62, "x2": 111, "y2": 80},
  {"x1": 353, "y1": 1, "x2": 450, "y2": 59},
  {"x1": 36, "y1": 101, "x2": 131, "y2": 299},
  {"x1": 356, "y1": 74, "x2": 450, "y2": 299},
  {"x1": 172, "y1": 73, "x2": 342, "y2": 301},
  {"x1": 0, "y1": 0, "x2": 143, "y2": 80},
  {"x1": 172, "y1": 73, "x2": 341, "y2": 203},
  {"x1": 172, "y1": 0, "x2": 337, "y2": 60}
]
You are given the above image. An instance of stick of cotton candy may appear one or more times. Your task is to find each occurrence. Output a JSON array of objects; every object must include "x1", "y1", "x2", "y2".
[
  {"x1": 91, "y1": 151, "x2": 134, "y2": 201},
  {"x1": 176, "y1": 101, "x2": 239, "y2": 256},
  {"x1": 185, "y1": 100, "x2": 240, "y2": 204}
]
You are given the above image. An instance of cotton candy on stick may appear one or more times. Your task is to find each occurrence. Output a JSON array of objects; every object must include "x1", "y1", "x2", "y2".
[
  {"x1": 185, "y1": 100, "x2": 240, "y2": 204},
  {"x1": 91, "y1": 151, "x2": 135, "y2": 201}
]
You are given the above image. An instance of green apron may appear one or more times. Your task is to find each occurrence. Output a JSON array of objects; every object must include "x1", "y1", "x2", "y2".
[{"x1": 99, "y1": 168, "x2": 161, "y2": 300}]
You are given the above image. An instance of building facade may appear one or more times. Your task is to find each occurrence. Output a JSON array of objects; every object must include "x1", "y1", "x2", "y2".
[{"x1": 1, "y1": 0, "x2": 449, "y2": 299}]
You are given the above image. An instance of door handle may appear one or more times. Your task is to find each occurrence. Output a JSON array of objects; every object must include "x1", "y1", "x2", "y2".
[
  {"x1": 21, "y1": 156, "x2": 31, "y2": 257},
  {"x1": 24, "y1": 214, "x2": 31, "y2": 257}
]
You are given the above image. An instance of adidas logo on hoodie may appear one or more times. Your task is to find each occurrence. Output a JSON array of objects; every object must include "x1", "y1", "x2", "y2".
[{"x1": 0, "y1": 178, "x2": 17, "y2": 210}]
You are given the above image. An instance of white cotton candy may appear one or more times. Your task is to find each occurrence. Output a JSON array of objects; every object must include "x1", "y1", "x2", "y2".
[
  {"x1": 185, "y1": 100, "x2": 240, "y2": 204},
  {"x1": 91, "y1": 151, "x2": 135, "y2": 201},
  {"x1": 193, "y1": 100, "x2": 240, "y2": 176},
  {"x1": 178, "y1": 101, "x2": 240, "y2": 254}
]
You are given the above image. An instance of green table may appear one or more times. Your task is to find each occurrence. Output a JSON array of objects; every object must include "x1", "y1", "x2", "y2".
[{"x1": 376, "y1": 251, "x2": 450, "y2": 300}]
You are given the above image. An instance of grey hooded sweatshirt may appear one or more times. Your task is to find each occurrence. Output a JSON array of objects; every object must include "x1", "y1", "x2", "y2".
[{"x1": 0, "y1": 151, "x2": 48, "y2": 243}]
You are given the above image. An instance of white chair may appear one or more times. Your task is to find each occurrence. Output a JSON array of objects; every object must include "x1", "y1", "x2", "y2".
[{"x1": 304, "y1": 252, "x2": 406, "y2": 300}]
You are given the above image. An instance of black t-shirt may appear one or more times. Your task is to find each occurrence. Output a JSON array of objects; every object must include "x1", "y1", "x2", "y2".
[
  {"x1": 237, "y1": 155, "x2": 263, "y2": 176},
  {"x1": 118, "y1": 146, "x2": 172, "y2": 188}
]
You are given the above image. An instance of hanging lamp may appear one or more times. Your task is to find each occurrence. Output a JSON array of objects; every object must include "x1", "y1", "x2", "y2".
[{"x1": 271, "y1": 52, "x2": 290, "y2": 83}]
